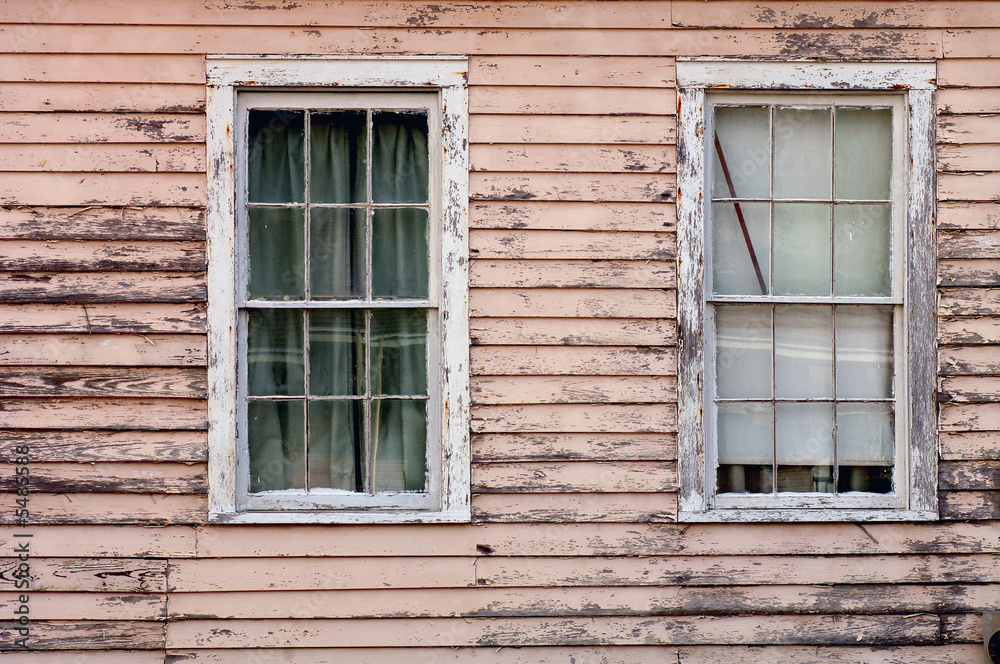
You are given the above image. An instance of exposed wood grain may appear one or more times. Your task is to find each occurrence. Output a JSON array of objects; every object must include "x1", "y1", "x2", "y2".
[
  {"x1": 941, "y1": 613, "x2": 981, "y2": 643},
  {"x1": 473, "y1": 432, "x2": 675, "y2": 462},
  {"x1": 0, "y1": 493, "x2": 206, "y2": 525},
  {"x1": 473, "y1": 492, "x2": 677, "y2": 523},
  {"x1": 470, "y1": 288, "x2": 675, "y2": 318},
  {"x1": 939, "y1": 230, "x2": 1000, "y2": 259},
  {"x1": 470, "y1": 86, "x2": 671, "y2": 115},
  {"x1": 0, "y1": 366, "x2": 206, "y2": 398},
  {"x1": 473, "y1": 461, "x2": 676, "y2": 493},
  {"x1": 0, "y1": 206, "x2": 206, "y2": 240},
  {"x1": 940, "y1": 490, "x2": 1000, "y2": 520},
  {"x1": 0, "y1": 83, "x2": 205, "y2": 113},
  {"x1": 940, "y1": 402, "x2": 1000, "y2": 431},
  {"x1": 164, "y1": 614, "x2": 939, "y2": 648},
  {"x1": 0, "y1": 620, "x2": 164, "y2": 650},
  {"x1": 940, "y1": 431, "x2": 1000, "y2": 460},
  {"x1": 0, "y1": 592, "x2": 164, "y2": 620},
  {"x1": 939, "y1": 460, "x2": 1000, "y2": 490},
  {"x1": 0, "y1": 240, "x2": 205, "y2": 271},
  {"x1": 0, "y1": 303, "x2": 206, "y2": 334},
  {"x1": 0, "y1": 525, "x2": 195, "y2": 558},
  {"x1": 0, "y1": 430, "x2": 206, "y2": 462},
  {"x1": 0, "y1": 173, "x2": 206, "y2": 206},
  {"x1": 940, "y1": 316, "x2": 1000, "y2": 345},
  {"x1": 470, "y1": 317, "x2": 675, "y2": 346},
  {"x1": 471, "y1": 144, "x2": 674, "y2": 173},
  {"x1": 0, "y1": 271, "x2": 206, "y2": 303},
  {"x1": 939, "y1": 375, "x2": 1000, "y2": 403},
  {"x1": 0, "y1": 557, "x2": 166, "y2": 593},
  {"x1": 167, "y1": 557, "x2": 476, "y2": 593},
  {"x1": 476, "y1": 554, "x2": 1000, "y2": 588},
  {"x1": 939, "y1": 288, "x2": 1000, "y2": 317},
  {"x1": 470, "y1": 172, "x2": 675, "y2": 202},
  {"x1": 940, "y1": 346, "x2": 1000, "y2": 375},
  {"x1": 472, "y1": 346, "x2": 675, "y2": 375},
  {"x1": 670, "y1": 2, "x2": 996, "y2": 28},
  {"x1": 0, "y1": 398, "x2": 206, "y2": 430},
  {"x1": 472, "y1": 403, "x2": 675, "y2": 433},
  {"x1": 471, "y1": 230, "x2": 673, "y2": 259},
  {"x1": 472, "y1": 375, "x2": 675, "y2": 404},
  {"x1": 470, "y1": 115, "x2": 674, "y2": 144},
  {"x1": 0, "y1": 113, "x2": 204, "y2": 143},
  {"x1": 471, "y1": 260, "x2": 674, "y2": 288},
  {"x1": 0, "y1": 144, "x2": 205, "y2": 172},
  {"x1": 938, "y1": 259, "x2": 1000, "y2": 287},
  {"x1": 0, "y1": 461, "x2": 206, "y2": 494},
  {"x1": 471, "y1": 201, "x2": 673, "y2": 231},
  {"x1": 0, "y1": 334, "x2": 205, "y2": 366}
]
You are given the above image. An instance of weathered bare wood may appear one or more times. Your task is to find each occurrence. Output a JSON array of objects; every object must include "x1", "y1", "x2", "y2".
[
  {"x1": 940, "y1": 402, "x2": 1000, "y2": 430},
  {"x1": 940, "y1": 316, "x2": 1000, "y2": 345},
  {"x1": 0, "y1": 493, "x2": 206, "y2": 525},
  {"x1": 473, "y1": 492, "x2": 677, "y2": 523},
  {"x1": 0, "y1": 461, "x2": 206, "y2": 494},
  {"x1": 0, "y1": 240, "x2": 205, "y2": 271},
  {"x1": 473, "y1": 432, "x2": 675, "y2": 462},
  {"x1": 0, "y1": 113, "x2": 204, "y2": 143},
  {"x1": 0, "y1": 398, "x2": 207, "y2": 430},
  {"x1": 164, "y1": 614, "x2": 939, "y2": 648},
  {"x1": 0, "y1": 206, "x2": 206, "y2": 240},
  {"x1": 472, "y1": 404, "x2": 675, "y2": 433},
  {"x1": 940, "y1": 460, "x2": 1000, "y2": 490},
  {"x1": 0, "y1": 334, "x2": 205, "y2": 366},
  {"x1": 471, "y1": 201, "x2": 673, "y2": 232},
  {"x1": 0, "y1": 557, "x2": 166, "y2": 593},
  {"x1": 471, "y1": 230, "x2": 673, "y2": 259},
  {"x1": 941, "y1": 613, "x2": 981, "y2": 643},
  {"x1": 0, "y1": 303, "x2": 206, "y2": 334},
  {"x1": 0, "y1": 620, "x2": 164, "y2": 650},
  {"x1": 0, "y1": 430, "x2": 206, "y2": 462},
  {"x1": 472, "y1": 375, "x2": 676, "y2": 404},
  {"x1": 0, "y1": 83, "x2": 205, "y2": 113},
  {"x1": 470, "y1": 173, "x2": 675, "y2": 202},
  {"x1": 0, "y1": 366, "x2": 206, "y2": 398},
  {"x1": 471, "y1": 317, "x2": 675, "y2": 346},
  {"x1": 939, "y1": 288, "x2": 1000, "y2": 316},
  {"x1": 473, "y1": 461, "x2": 676, "y2": 493},
  {"x1": 0, "y1": 271, "x2": 205, "y2": 303},
  {"x1": 940, "y1": 347, "x2": 1000, "y2": 376},
  {"x1": 472, "y1": 346, "x2": 675, "y2": 376},
  {"x1": 940, "y1": 490, "x2": 1000, "y2": 520},
  {"x1": 471, "y1": 260, "x2": 674, "y2": 288},
  {"x1": 470, "y1": 115, "x2": 674, "y2": 145},
  {"x1": 470, "y1": 288, "x2": 674, "y2": 319},
  {"x1": 939, "y1": 230, "x2": 1000, "y2": 259},
  {"x1": 0, "y1": 592, "x2": 164, "y2": 620},
  {"x1": 671, "y1": 2, "x2": 993, "y2": 28},
  {"x1": 471, "y1": 144, "x2": 674, "y2": 173},
  {"x1": 470, "y1": 86, "x2": 672, "y2": 115},
  {"x1": 939, "y1": 375, "x2": 1000, "y2": 403},
  {"x1": 940, "y1": 431, "x2": 1000, "y2": 461},
  {"x1": 938, "y1": 259, "x2": 1000, "y2": 287}
]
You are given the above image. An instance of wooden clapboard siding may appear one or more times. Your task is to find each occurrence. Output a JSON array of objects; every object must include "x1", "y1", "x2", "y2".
[{"x1": 0, "y1": 3, "x2": 993, "y2": 663}]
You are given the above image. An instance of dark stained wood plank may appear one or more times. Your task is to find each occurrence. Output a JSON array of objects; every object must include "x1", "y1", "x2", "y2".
[
  {"x1": 0, "y1": 206, "x2": 205, "y2": 240},
  {"x1": 0, "y1": 557, "x2": 166, "y2": 593},
  {"x1": 0, "y1": 240, "x2": 205, "y2": 271},
  {"x1": 0, "y1": 271, "x2": 205, "y2": 303},
  {"x1": 0, "y1": 462, "x2": 206, "y2": 494},
  {"x1": 0, "y1": 430, "x2": 206, "y2": 462},
  {"x1": 0, "y1": 620, "x2": 164, "y2": 650},
  {"x1": 940, "y1": 460, "x2": 1000, "y2": 490},
  {"x1": 0, "y1": 366, "x2": 206, "y2": 398}
]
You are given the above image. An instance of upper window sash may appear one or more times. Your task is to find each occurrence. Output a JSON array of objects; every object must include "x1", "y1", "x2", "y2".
[
  {"x1": 206, "y1": 57, "x2": 470, "y2": 524},
  {"x1": 675, "y1": 60, "x2": 937, "y2": 523}
]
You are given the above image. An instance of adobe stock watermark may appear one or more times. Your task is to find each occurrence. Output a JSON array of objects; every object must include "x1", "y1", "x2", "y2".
[{"x1": 11, "y1": 442, "x2": 32, "y2": 649}]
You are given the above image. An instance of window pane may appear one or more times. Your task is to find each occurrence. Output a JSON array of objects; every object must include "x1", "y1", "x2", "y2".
[
  {"x1": 834, "y1": 204, "x2": 891, "y2": 297},
  {"x1": 309, "y1": 310, "x2": 364, "y2": 396},
  {"x1": 836, "y1": 305, "x2": 894, "y2": 399},
  {"x1": 776, "y1": 402, "x2": 833, "y2": 493},
  {"x1": 248, "y1": 110, "x2": 305, "y2": 203},
  {"x1": 715, "y1": 305, "x2": 772, "y2": 399},
  {"x1": 773, "y1": 107, "x2": 831, "y2": 200},
  {"x1": 372, "y1": 208, "x2": 430, "y2": 298},
  {"x1": 247, "y1": 308, "x2": 304, "y2": 396},
  {"x1": 310, "y1": 208, "x2": 365, "y2": 299},
  {"x1": 370, "y1": 309, "x2": 428, "y2": 396},
  {"x1": 371, "y1": 399, "x2": 427, "y2": 492},
  {"x1": 308, "y1": 400, "x2": 365, "y2": 492},
  {"x1": 711, "y1": 201, "x2": 770, "y2": 295},
  {"x1": 717, "y1": 401, "x2": 773, "y2": 465},
  {"x1": 775, "y1": 305, "x2": 833, "y2": 399},
  {"x1": 372, "y1": 111, "x2": 429, "y2": 204},
  {"x1": 773, "y1": 203, "x2": 831, "y2": 296},
  {"x1": 248, "y1": 399, "x2": 305, "y2": 491},
  {"x1": 837, "y1": 402, "x2": 893, "y2": 463},
  {"x1": 712, "y1": 105, "x2": 770, "y2": 199},
  {"x1": 248, "y1": 207, "x2": 305, "y2": 300},
  {"x1": 835, "y1": 107, "x2": 891, "y2": 201},
  {"x1": 310, "y1": 111, "x2": 367, "y2": 204}
]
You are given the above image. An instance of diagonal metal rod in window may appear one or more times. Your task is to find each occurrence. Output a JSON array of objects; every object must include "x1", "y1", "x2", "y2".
[{"x1": 713, "y1": 131, "x2": 768, "y2": 295}]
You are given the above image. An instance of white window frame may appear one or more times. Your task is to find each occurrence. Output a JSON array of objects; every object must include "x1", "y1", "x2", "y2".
[
  {"x1": 206, "y1": 56, "x2": 470, "y2": 524},
  {"x1": 676, "y1": 60, "x2": 937, "y2": 522}
]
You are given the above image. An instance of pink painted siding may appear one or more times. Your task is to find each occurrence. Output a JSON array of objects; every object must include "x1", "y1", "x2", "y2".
[{"x1": 0, "y1": 1, "x2": 996, "y2": 660}]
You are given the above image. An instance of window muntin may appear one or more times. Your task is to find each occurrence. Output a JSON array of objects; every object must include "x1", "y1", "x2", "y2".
[
  {"x1": 237, "y1": 92, "x2": 441, "y2": 511},
  {"x1": 706, "y1": 94, "x2": 906, "y2": 507}
]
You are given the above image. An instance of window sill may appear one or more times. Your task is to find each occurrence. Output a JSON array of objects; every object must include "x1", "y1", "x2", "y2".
[
  {"x1": 678, "y1": 508, "x2": 939, "y2": 523},
  {"x1": 210, "y1": 508, "x2": 471, "y2": 525}
]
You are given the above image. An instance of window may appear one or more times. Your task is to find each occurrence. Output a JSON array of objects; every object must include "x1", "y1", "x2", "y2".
[
  {"x1": 206, "y1": 57, "x2": 470, "y2": 523},
  {"x1": 676, "y1": 61, "x2": 936, "y2": 521}
]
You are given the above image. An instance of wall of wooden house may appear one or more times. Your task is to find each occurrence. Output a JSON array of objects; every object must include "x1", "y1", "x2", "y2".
[{"x1": 0, "y1": 1, "x2": 997, "y2": 661}]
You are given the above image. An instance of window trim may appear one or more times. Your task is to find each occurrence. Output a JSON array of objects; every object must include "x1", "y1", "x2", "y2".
[
  {"x1": 206, "y1": 56, "x2": 470, "y2": 524},
  {"x1": 676, "y1": 60, "x2": 937, "y2": 522}
]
